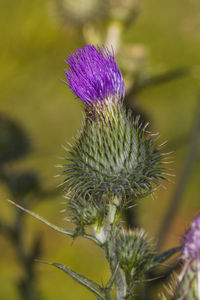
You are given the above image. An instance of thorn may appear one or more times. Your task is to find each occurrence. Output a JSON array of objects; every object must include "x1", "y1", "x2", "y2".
[
  {"x1": 56, "y1": 156, "x2": 66, "y2": 160},
  {"x1": 60, "y1": 201, "x2": 67, "y2": 205},
  {"x1": 57, "y1": 182, "x2": 66, "y2": 188},
  {"x1": 63, "y1": 217, "x2": 70, "y2": 222},
  {"x1": 55, "y1": 164, "x2": 63, "y2": 168},
  {"x1": 61, "y1": 145, "x2": 69, "y2": 152},
  {"x1": 143, "y1": 122, "x2": 150, "y2": 132},
  {"x1": 158, "y1": 140, "x2": 168, "y2": 148},
  {"x1": 35, "y1": 259, "x2": 52, "y2": 265},
  {"x1": 161, "y1": 151, "x2": 174, "y2": 156},
  {"x1": 151, "y1": 131, "x2": 160, "y2": 137},
  {"x1": 54, "y1": 174, "x2": 61, "y2": 178},
  {"x1": 162, "y1": 172, "x2": 176, "y2": 177}
]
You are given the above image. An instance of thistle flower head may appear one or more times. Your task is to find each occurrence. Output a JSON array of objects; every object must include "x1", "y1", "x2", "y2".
[
  {"x1": 62, "y1": 45, "x2": 166, "y2": 203},
  {"x1": 64, "y1": 45, "x2": 125, "y2": 106},
  {"x1": 181, "y1": 213, "x2": 200, "y2": 262}
]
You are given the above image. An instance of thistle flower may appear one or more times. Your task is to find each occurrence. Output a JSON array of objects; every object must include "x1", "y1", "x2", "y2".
[
  {"x1": 175, "y1": 214, "x2": 200, "y2": 299},
  {"x1": 64, "y1": 45, "x2": 125, "y2": 108},
  {"x1": 62, "y1": 45, "x2": 166, "y2": 203},
  {"x1": 163, "y1": 214, "x2": 200, "y2": 300},
  {"x1": 181, "y1": 213, "x2": 200, "y2": 263}
]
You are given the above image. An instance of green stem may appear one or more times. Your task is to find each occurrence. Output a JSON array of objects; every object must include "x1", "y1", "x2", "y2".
[
  {"x1": 104, "y1": 198, "x2": 126, "y2": 300},
  {"x1": 105, "y1": 289, "x2": 113, "y2": 300}
]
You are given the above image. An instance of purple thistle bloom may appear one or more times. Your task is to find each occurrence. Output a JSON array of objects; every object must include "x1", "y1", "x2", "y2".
[
  {"x1": 181, "y1": 213, "x2": 200, "y2": 261},
  {"x1": 63, "y1": 45, "x2": 125, "y2": 105}
]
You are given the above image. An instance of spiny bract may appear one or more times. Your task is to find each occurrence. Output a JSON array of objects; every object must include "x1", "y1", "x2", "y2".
[{"x1": 63, "y1": 104, "x2": 165, "y2": 201}]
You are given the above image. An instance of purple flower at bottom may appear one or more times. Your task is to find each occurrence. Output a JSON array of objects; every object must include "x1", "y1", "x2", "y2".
[
  {"x1": 181, "y1": 213, "x2": 200, "y2": 262},
  {"x1": 63, "y1": 45, "x2": 125, "y2": 105}
]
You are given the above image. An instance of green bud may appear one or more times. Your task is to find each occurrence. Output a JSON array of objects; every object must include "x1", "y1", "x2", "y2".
[
  {"x1": 63, "y1": 104, "x2": 166, "y2": 203},
  {"x1": 116, "y1": 229, "x2": 154, "y2": 280},
  {"x1": 67, "y1": 195, "x2": 107, "y2": 228}
]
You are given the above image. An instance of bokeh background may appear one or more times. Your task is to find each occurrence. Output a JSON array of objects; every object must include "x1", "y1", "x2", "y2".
[{"x1": 0, "y1": 0, "x2": 200, "y2": 299}]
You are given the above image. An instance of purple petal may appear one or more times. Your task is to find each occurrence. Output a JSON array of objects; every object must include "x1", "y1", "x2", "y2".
[
  {"x1": 64, "y1": 45, "x2": 125, "y2": 104},
  {"x1": 181, "y1": 213, "x2": 200, "y2": 261}
]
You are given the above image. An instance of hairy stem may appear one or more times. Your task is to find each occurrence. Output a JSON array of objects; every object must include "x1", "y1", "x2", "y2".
[{"x1": 104, "y1": 198, "x2": 126, "y2": 299}]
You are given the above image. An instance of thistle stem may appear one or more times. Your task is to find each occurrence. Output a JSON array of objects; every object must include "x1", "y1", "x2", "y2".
[
  {"x1": 105, "y1": 290, "x2": 113, "y2": 300},
  {"x1": 104, "y1": 198, "x2": 126, "y2": 300}
]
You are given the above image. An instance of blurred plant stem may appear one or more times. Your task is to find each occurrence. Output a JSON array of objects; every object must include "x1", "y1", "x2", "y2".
[
  {"x1": 123, "y1": 68, "x2": 190, "y2": 231},
  {"x1": 0, "y1": 199, "x2": 42, "y2": 300},
  {"x1": 0, "y1": 112, "x2": 60, "y2": 300},
  {"x1": 135, "y1": 95, "x2": 200, "y2": 299},
  {"x1": 125, "y1": 67, "x2": 190, "y2": 110},
  {"x1": 105, "y1": 21, "x2": 122, "y2": 54},
  {"x1": 157, "y1": 96, "x2": 200, "y2": 250}
]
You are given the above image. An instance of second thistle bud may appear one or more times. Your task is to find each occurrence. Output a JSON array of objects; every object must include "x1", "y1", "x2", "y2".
[
  {"x1": 116, "y1": 228, "x2": 154, "y2": 295},
  {"x1": 116, "y1": 229, "x2": 154, "y2": 277}
]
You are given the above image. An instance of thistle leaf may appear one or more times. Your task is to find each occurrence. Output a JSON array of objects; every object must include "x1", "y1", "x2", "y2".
[
  {"x1": 8, "y1": 199, "x2": 74, "y2": 234},
  {"x1": 38, "y1": 260, "x2": 105, "y2": 299},
  {"x1": 154, "y1": 247, "x2": 181, "y2": 265},
  {"x1": 8, "y1": 200, "x2": 101, "y2": 246}
]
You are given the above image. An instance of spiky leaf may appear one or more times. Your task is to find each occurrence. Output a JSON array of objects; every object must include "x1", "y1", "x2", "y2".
[
  {"x1": 154, "y1": 247, "x2": 181, "y2": 265},
  {"x1": 8, "y1": 200, "x2": 101, "y2": 246},
  {"x1": 43, "y1": 261, "x2": 105, "y2": 299}
]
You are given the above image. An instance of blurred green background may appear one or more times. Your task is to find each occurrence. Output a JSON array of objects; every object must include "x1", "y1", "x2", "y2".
[{"x1": 0, "y1": 0, "x2": 200, "y2": 299}]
